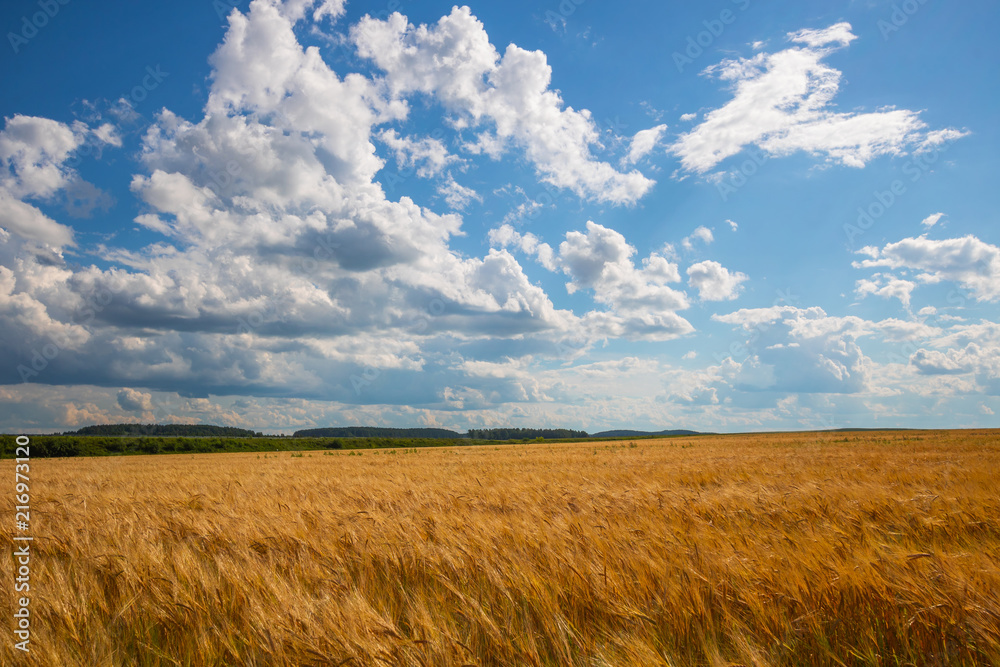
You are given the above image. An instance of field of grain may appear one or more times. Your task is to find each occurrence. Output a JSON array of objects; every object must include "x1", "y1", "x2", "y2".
[{"x1": 3, "y1": 430, "x2": 1000, "y2": 666}]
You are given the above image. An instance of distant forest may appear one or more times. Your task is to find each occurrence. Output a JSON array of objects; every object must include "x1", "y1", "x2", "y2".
[
  {"x1": 58, "y1": 423, "x2": 699, "y2": 441},
  {"x1": 293, "y1": 427, "x2": 463, "y2": 439},
  {"x1": 65, "y1": 424, "x2": 263, "y2": 437},
  {"x1": 466, "y1": 428, "x2": 589, "y2": 440},
  {"x1": 591, "y1": 429, "x2": 703, "y2": 438}
]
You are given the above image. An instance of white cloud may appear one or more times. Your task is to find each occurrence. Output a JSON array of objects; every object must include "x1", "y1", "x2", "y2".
[
  {"x1": 0, "y1": 115, "x2": 117, "y2": 247},
  {"x1": 3, "y1": 1, "x2": 995, "y2": 433},
  {"x1": 682, "y1": 225, "x2": 714, "y2": 251},
  {"x1": 711, "y1": 305, "x2": 874, "y2": 394},
  {"x1": 277, "y1": 0, "x2": 346, "y2": 23},
  {"x1": 557, "y1": 222, "x2": 691, "y2": 339},
  {"x1": 788, "y1": 23, "x2": 856, "y2": 49},
  {"x1": 727, "y1": 219, "x2": 738, "y2": 232},
  {"x1": 921, "y1": 212, "x2": 945, "y2": 229},
  {"x1": 680, "y1": 113, "x2": 697, "y2": 122},
  {"x1": 0, "y1": 0, "x2": 607, "y2": 407},
  {"x1": 437, "y1": 176, "x2": 481, "y2": 210},
  {"x1": 493, "y1": 220, "x2": 690, "y2": 340},
  {"x1": 378, "y1": 128, "x2": 461, "y2": 178},
  {"x1": 686, "y1": 260, "x2": 748, "y2": 301},
  {"x1": 907, "y1": 322, "x2": 1000, "y2": 394},
  {"x1": 0, "y1": 189, "x2": 76, "y2": 247},
  {"x1": 854, "y1": 273, "x2": 916, "y2": 308},
  {"x1": 0, "y1": 114, "x2": 82, "y2": 199},
  {"x1": 671, "y1": 22, "x2": 967, "y2": 174},
  {"x1": 874, "y1": 318, "x2": 941, "y2": 342},
  {"x1": 117, "y1": 388, "x2": 155, "y2": 412},
  {"x1": 352, "y1": 7, "x2": 655, "y2": 204},
  {"x1": 910, "y1": 348, "x2": 975, "y2": 375},
  {"x1": 626, "y1": 124, "x2": 667, "y2": 164},
  {"x1": 488, "y1": 223, "x2": 556, "y2": 271},
  {"x1": 854, "y1": 235, "x2": 1000, "y2": 302}
]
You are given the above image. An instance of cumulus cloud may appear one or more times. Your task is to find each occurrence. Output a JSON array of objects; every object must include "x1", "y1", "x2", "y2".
[
  {"x1": 0, "y1": 0, "x2": 598, "y2": 408},
  {"x1": 378, "y1": 128, "x2": 461, "y2": 178},
  {"x1": 490, "y1": 220, "x2": 692, "y2": 340},
  {"x1": 352, "y1": 7, "x2": 656, "y2": 204},
  {"x1": 558, "y1": 221, "x2": 692, "y2": 339},
  {"x1": 687, "y1": 260, "x2": 748, "y2": 301},
  {"x1": 437, "y1": 176, "x2": 481, "y2": 210},
  {"x1": 711, "y1": 306, "x2": 874, "y2": 394},
  {"x1": 3, "y1": 1, "x2": 992, "y2": 432},
  {"x1": 874, "y1": 318, "x2": 941, "y2": 342},
  {"x1": 488, "y1": 223, "x2": 557, "y2": 271},
  {"x1": 0, "y1": 115, "x2": 118, "y2": 247},
  {"x1": 277, "y1": 0, "x2": 346, "y2": 23},
  {"x1": 682, "y1": 225, "x2": 714, "y2": 251},
  {"x1": 626, "y1": 124, "x2": 667, "y2": 164},
  {"x1": 854, "y1": 235, "x2": 1000, "y2": 302},
  {"x1": 0, "y1": 115, "x2": 84, "y2": 199},
  {"x1": 854, "y1": 273, "x2": 916, "y2": 308},
  {"x1": 117, "y1": 388, "x2": 155, "y2": 412},
  {"x1": 671, "y1": 23, "x2": 967, "y2": 174},
  {"x1": 907, "y1": 322, "x2": 1000, "y2": 394},
  {"x1": 0, "y1": 189, "x2": 76, "y2": 247},
  {"x1": 921, "y1": 212, "x2": 945, "y2": 229},
  {"x1": 910, "y1": 348, "x2": 975, "y2": 375}
]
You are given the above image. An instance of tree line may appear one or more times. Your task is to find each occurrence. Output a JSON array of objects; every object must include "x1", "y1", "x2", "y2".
[
  {"x1": 293, "y1": 427, "x2": 462, "y2": 439},
  {"x1": 466, "y1": 428, "x2": 589, "y2": 441},
  {"x1": 0, "y1": 435, "x2": 463, "y2": 458},
  {"x1": 65, "y1": 424, "x2": 263, "y2": 437}
]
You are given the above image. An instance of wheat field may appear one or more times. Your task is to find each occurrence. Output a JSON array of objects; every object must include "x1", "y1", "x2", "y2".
[{"x1": 3, "y1": 430, "x2": 1000, "y2": 666}]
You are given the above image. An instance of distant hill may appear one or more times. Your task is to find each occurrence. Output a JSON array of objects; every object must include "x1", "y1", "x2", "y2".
[
  {"x1": 830, "y1": 427, "x2": 915, "y2": 432},
  {"x1": 590, "y1": 429, "x2": 705, "y2": 438},
  {"x1": 292, "y1": 426, "x2": 463, "y2": 439},
  {"x1": 65, "y1": 424, "x2": 262, "y2": 437}
]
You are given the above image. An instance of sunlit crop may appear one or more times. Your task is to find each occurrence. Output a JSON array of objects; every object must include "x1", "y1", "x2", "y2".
[{"x1": 3, "y1": 430, "x2": 999, "y2": 665}]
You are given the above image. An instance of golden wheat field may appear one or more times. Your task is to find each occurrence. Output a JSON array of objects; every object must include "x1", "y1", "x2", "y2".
[{"x1": 3, "y1": 430, "x2": 1000, "y2": 666}]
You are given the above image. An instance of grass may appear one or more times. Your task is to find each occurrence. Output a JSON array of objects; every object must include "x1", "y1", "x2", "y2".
[
  {"x1": 2, "y1": 429, "x2": 999, "y2": 665},
  {"x1": 0, "y1": 433, "x2": 687, "y2": 459}
]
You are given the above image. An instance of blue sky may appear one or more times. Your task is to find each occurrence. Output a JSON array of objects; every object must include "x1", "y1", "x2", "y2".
[{"x1": 2, "y1": 0, "x2": 999, "y2": 433}]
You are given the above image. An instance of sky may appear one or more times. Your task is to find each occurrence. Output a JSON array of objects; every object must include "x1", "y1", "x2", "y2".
[{"x1": 1, "y1": 0, "x2": 999, "y2": 434}]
